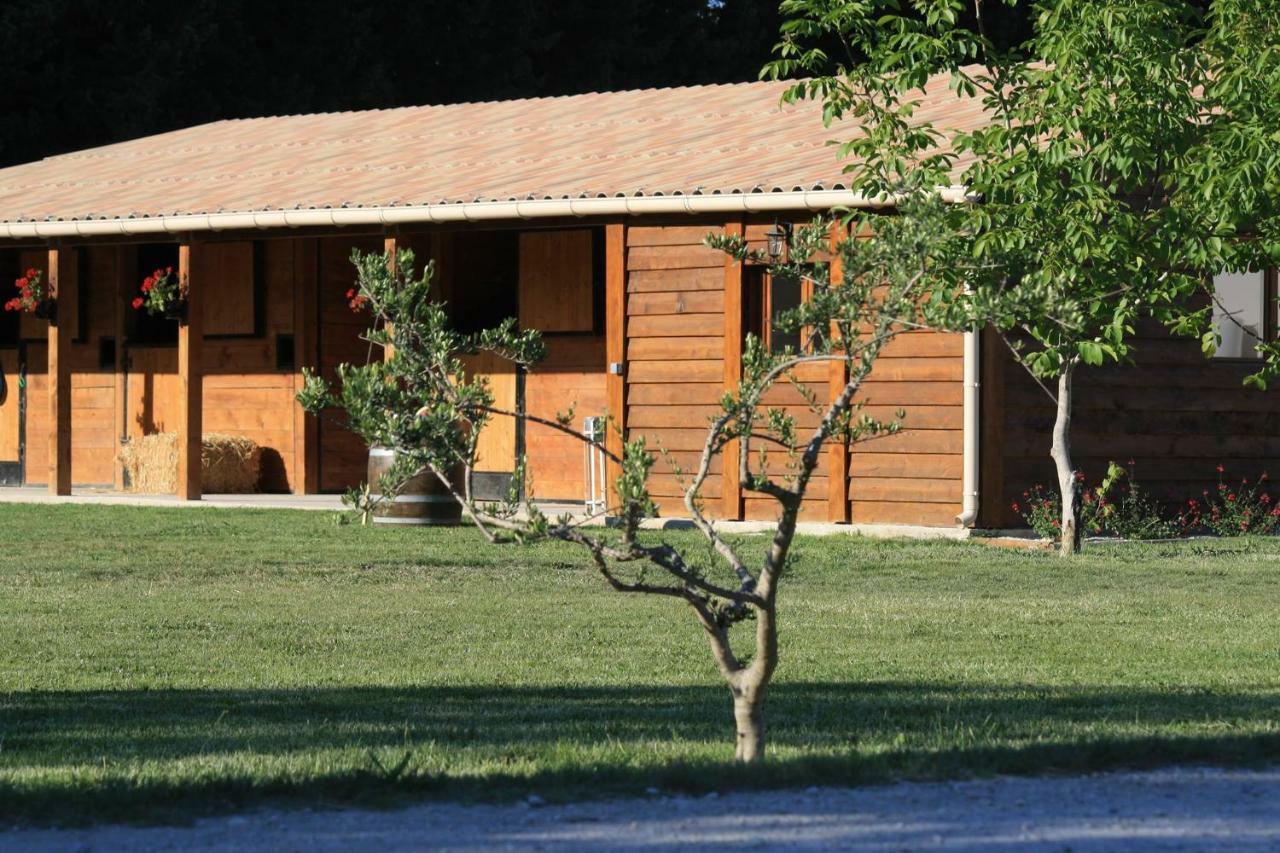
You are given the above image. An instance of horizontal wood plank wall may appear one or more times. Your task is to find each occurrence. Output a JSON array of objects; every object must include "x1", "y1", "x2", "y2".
[
  {"x1": 624, "y1": 221, "x2": 730, "y2": 518},
  {"x1": 16, "y1": 248, "x2": 114, "y2": 487},
  {"x1": 848, "y1": 331, "x2": 965, "y2": 525},
  {"x1": 985, "y1": 312, "x2": 1280, "y2": 528},
  {"x1": 525, "y1": 336, "x2": 606, "y2": 502}
]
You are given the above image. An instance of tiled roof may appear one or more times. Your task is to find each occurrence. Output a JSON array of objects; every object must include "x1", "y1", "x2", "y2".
[{"x1": 0, "y1": 76, "x2": 986, "y2": 226}]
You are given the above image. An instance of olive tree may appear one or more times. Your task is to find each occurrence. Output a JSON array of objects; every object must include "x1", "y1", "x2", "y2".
[
  {"x1": 767, "y1": 0, "x2": 1280, "y2": 554},
  {"x1": 298, "y1": 199, "x2": 962, "y2": 762}
]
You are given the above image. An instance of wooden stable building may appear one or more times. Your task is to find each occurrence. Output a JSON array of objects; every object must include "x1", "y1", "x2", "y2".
[{"x1": 0, "y1": 80, "x2": 1275, "y2": 529}]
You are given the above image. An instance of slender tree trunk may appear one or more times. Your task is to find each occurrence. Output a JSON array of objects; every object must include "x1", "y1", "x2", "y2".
[
  {"x1": 1050, "y1": 361, "x2": 1082, "y2": 556},
  {"x1": 733, "y1": 689, "x2": 765, "y2": 763}
]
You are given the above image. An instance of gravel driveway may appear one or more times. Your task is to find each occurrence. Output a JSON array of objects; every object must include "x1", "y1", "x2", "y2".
[{"x1": 4, "y1": 766, "x2": 1278, "y2": 851}]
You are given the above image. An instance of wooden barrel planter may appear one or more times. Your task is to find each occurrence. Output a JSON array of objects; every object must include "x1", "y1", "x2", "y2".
[{"x1": 367, "y1": 446, "x2": 462, "y2": 526}]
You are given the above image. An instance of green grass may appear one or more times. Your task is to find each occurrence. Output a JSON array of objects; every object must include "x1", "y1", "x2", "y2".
[{"x1": 1, "y1": 504, "x2": 1278, "y2": 826}]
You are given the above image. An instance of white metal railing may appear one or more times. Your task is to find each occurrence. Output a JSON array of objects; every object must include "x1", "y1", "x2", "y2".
[{"x1": 584, "y1": 416, "x2": 607, "y2": 515}]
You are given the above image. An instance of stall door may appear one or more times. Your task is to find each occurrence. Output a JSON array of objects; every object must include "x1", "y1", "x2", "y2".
[
  {"x1": 0, "y1": 349, "x2": 19, "y2": 485},
  {"x1": 460, "y1": 351, "x2": 518, "y2": 500}
]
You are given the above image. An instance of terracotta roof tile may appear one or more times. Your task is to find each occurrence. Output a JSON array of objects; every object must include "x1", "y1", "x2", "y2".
[{"x1": 0, "y1": 76, "x2": 988, "y2": 224}]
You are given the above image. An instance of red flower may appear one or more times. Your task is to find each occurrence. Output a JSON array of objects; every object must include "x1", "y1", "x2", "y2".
[
  {"x1": 1227, "y1": 493, "x2": 1236, "y2": 503},
  {"x1": 1011, "y1": 501, "x2": 1020, "y2": 513},
  {"x1": 132, "y1": 297, "x2": 144, "y2": 310},
  {"x1": 1051, "y1": 519, "x2": 1060, "y2": 527},
  {"x1": 346, "y1": 289, "x2": 356, "y2": 299},
  {"x1": 24, "y1": 268, "x2": 37, "y2": 278},
  {"x1": 142, "y1": 278, "x2": 154, "y2": 293},
  {"x1": 1216, "y1": 464, "x2": 1225, "y2": 474},
  {"x1": 165, "y1": 266, "x2": 174, "y2": 274},
  {"x1": 153, "y1": 269, "x2": 164, "y2": 279}
]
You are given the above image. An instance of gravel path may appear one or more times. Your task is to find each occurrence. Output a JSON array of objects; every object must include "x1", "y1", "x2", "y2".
[{"x1": 4, "y1": 766, "x2": 1278, "y2": 851}]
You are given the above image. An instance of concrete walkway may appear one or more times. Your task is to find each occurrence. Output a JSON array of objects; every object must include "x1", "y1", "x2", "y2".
[
  {"x1": 0, "y1": 486, "x2": 345, "y2": 511},
  {"x1": 4, "y1": 766, "x2": 1278, "y2": 851},
  {"x1": 0, "y1": 486, "x2": 985, "y2": 539}
]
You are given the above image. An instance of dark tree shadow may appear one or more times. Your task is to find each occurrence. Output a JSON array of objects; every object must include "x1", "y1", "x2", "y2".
[{"x1": 3, "y1": 681, "x2": 1277, "y2": 827}]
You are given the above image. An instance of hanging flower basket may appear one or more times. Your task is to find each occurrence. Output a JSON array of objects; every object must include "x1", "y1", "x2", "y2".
[
  {"x1": 133, "y1": 266, "x2": 187, "y2": 320},
  {"x1": 3, "y1": 268, "x2": 55, "y2": 320}
]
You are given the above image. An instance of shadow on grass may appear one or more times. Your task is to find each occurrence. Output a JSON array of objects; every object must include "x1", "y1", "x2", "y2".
[{"x1": 2, "y1": 681, "x2": 1277, "y2": 826}]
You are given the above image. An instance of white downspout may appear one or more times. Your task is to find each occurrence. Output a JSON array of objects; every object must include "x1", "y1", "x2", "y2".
[{"x1": 955, "y1": 321, "x2": 980, "y2": 528}]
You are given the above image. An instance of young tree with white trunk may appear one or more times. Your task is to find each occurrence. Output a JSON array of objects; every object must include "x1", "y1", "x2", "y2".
[
  {"x1": 767, "y1": 0, "x2": 1280, "y2": 555},
  {"x1": 298, "y1": 199, "x2": 963, "y2": 762}
]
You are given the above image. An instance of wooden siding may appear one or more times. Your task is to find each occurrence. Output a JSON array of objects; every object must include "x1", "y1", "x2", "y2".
[
  {"x1": 850, "y1": 331, "x2": 965, "y2": 526},
  {"x1": 14, "y1": 242, "x2": 309, "y2": 492},
  {"x1": 525, "y1": 336, "x2": 606, "y2": 502},
  {"x1": 982, "y1": 320, "x2": 1280, "y2": 528},
  {"x1": 623, "y1": 221, "x2": 734, "y2": 519},
  {"x1": 622, "y1": 218, "x2": 965, "y2": 526}
]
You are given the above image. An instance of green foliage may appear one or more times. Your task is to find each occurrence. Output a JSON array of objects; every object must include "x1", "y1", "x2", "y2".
[
  {"x1": 1014, "y1": 462, "x2": 1178, "y2": 541},
  {"x1": 768, "y1": 0, "x2": 1279, "y2": 383},
  {"x1": 297, "y1": 248, "x2": 546, "y2": 525},
  {"x1": 1180, "y1": 467, "x2": 1280, "y2": 536}
]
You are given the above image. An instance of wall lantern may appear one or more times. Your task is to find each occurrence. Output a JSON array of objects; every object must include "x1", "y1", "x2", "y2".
[{"x1": 765, "y1": 221, "x2": 793, "y2": 262}]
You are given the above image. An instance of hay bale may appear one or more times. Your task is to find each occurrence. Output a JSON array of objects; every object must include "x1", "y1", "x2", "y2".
[
  {"x1": 119, "y1": 432, "x2": 262, "y2": 494},
  {"x1": 120, "y1": 432, "x2": 178, "y2": 494},
  {"x1": 202, "y1": 433, "x2": 261, "y2": 493}
]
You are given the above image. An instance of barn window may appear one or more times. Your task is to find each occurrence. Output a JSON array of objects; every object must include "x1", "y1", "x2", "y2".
[
  {"x1": 1211, "y1": 269, "x2": 1276, "y2": 359},
  {"x1": 745, "y1": 265, "x2": 826, "y2": 354}
]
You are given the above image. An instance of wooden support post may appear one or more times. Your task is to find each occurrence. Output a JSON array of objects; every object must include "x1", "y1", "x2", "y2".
[
  {"x1": 176, "y1": 243, "x2": 203, "y2": 500},
  {"x1": 292, "y1": 239, "x2": 320, "y2": 494},
  {"x1": 721, "y1": 219, "x2": 745, "y2": 521},
  {"x1": 113, "y1": 246, "x2": 131, "y2": 490},
  {"x1": 46, "y1": 246, "x2": 75, "y2": 496},
  {"x1": 827, "y1": 221, "x2": 851, "y2": 523},
  {"x1": 604, "y1": 222, "x2": 627, "y2": 512}
]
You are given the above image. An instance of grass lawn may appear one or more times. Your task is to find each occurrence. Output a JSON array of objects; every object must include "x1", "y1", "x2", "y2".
[{"x1": 1, "y1": 504, "x2": 1278, "y2": 826}]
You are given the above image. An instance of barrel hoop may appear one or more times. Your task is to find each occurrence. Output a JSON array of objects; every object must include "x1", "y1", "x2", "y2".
[
  {"x1": 372, "y1": 516, "x2": 460, "y2": 525},
  {"x1": 381, "y1": 494, "x2": 458, "y2": 502}
]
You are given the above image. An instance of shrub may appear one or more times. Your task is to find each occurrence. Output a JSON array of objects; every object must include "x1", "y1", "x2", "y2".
[
  {"x1": 1180, "y1": 466, "x2": 1280, "y2": 536},
  {"x1": 1013, "y1": 462, "x2": 1176, "y2": 541}
]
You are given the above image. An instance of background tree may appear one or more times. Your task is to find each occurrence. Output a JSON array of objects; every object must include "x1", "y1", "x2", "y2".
[
  {"x1": 766, "y1": 0, "x2": 1280, "y2": 554},
  {"x1": 299, "y1": 198, "x2": 962, "y2": 762}
]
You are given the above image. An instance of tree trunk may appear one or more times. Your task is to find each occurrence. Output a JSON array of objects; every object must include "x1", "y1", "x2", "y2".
[
  {"x1": 733, "y1": 691, "x2": 765, "y2": 763},
  {"x1": 1050, "y1": 362, "x2": 1082, "y2": 556}
]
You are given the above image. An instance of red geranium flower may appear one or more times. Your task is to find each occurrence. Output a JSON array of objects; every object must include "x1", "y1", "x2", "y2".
[{"x1": 131, "y1": 297, "x2": 144, "y2": 310}]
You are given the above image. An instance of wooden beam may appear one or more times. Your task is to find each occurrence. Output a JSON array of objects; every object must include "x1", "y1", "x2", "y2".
[
  {"x1": 112, "y1": 246, "x2": 131, "y2": 490},
  {"x1": 827, "y1": 220, "x2": 851, "y2": 523},
  {"x1": 46, "y1": 246, "x2": 75, "y2": 496},
  {"x1": 176, "y1": 243, "x2": 203, "y2": 500},
  {"x1": 604, "y1": 222, "x2": 627, "y2": 512},
  {"x1": 292, "y1": 239, "x2": 319, "y2": 494},
  {"x1": 721, "y1": 219, "x2": 745, "y2": 521}
]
